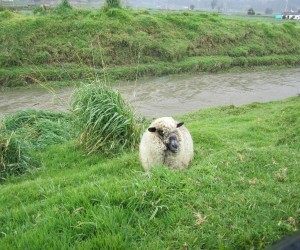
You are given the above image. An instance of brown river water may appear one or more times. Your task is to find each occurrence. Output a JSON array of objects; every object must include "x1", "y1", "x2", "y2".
[{"x1": 0, "y1": 68, "x2": 300, "y2": 119}]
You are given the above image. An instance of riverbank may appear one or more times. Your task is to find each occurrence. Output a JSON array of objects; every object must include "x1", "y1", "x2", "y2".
[
  {"x1": 1, "y1": 56, "x2": 300, "y2": 87},
  {"x1": 1, "y1": 8, "x2": 300, "y2": 87},
  {"x1": 1, "y1": 96, "x2": 299, "y2": 248}
]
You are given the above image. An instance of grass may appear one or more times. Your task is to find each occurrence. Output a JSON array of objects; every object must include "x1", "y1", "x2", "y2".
[
  {"x1": 0, "y1": 132, "x2": 38, "y2": 181},
  {"x1": 71, "y1": 84, "x2": 143, "y2": 155},
  {"x1": 0, "y1": 97, "x2": 299, "y2": 249},
  {"x1": 1, "y1": 109, "x2": 77, "y2": 151},
  {"x1": 1, "y1": 55, "x2": 299, "y2": 87},
  {"x1": 104, "y1": 0, "x2": 121, "y2": 9},
  {"x1": 1, "y1": 9, "x2": 300, "y2": 86},
  {"x1": 0, "y1": 110, "x2": 77, "y2": 180}
]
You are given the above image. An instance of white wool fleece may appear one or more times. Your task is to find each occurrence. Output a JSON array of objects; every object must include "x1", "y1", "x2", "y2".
[{"x1": 139, "y1": 117, "x2": 194, "y2": 172}]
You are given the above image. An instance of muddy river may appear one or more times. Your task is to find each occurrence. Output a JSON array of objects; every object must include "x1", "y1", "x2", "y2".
[{"x1": 0, "y1": 68, "x2": 300, "y2": 119}]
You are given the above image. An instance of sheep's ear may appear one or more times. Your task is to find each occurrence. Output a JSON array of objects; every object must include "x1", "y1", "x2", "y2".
[
  {"x1": 177, "y1": 122, "x2": 184, "y2": 128},
  {"x1": 148, "y1": 127, "x2": 156, "y2": 132}
]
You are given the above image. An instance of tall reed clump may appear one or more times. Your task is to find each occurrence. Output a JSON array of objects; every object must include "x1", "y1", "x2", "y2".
[
  {"x1": 0, "y1": 132, "x2": 38, "y2": 181},
  {"x1": 106, "y1": 0, "x2": 121, "y2": 8},
  {"x1": 72, "y1": 84, "x2": 143, "y2": 155}
]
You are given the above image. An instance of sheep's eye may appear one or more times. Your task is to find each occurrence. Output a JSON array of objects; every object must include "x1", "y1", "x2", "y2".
[{"x1": 157, "y1": 130, "x2": 164, "y2": 137}]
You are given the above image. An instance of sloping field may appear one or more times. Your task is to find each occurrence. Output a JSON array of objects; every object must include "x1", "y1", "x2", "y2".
[
  {"x1": 1, "y1": 8, "x2": 300, "y2": 86},
  {"x1": 1, "y1": 97, "x2": 299, "y2": 249}
]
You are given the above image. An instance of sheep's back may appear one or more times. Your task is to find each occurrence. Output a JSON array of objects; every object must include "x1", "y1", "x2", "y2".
[
  {"x1": 180, "y1": 125, "x2": 194, "y2": 166},
  {"x1": 139, "y1": 131, "x2": 166, "y2": 171}
]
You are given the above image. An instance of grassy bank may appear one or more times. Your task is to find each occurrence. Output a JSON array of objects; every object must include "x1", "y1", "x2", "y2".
[
  {"x1": 1, "y1": 8, "x2": 300, "y2": 86},
  {"x1": 1, "y1": 55, "x2": 300, "y2": 87},
  {"x1": 1, "y1": 97, "x2": 299, "y2": 249}
]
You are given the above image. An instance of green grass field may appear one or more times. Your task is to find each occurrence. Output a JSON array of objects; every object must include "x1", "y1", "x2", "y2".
[
  {"x1": 1, "y1": 8, "x2": 300, "y2": 86},
  {"x1": 1, "y1": 96, "x2": 299, "y2": 249}
]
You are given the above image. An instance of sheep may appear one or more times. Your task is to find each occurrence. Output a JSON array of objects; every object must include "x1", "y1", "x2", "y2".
[{"x1": 139, "y1": 117, "x2": 194, "y2": 171}]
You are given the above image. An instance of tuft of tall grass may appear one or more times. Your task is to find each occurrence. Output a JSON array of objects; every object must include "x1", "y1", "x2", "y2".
[
  {"x1": 0, "y1": 132, "x2": 39, "y2": 181},
  {"x1": 33, "y1": 6, "x2": 48, "y2": 16},
  {"x1": 1, "y1": 109, "x2": 77, "y2": 151},
  {"x1": 0, "y1": 109, "x2": 77, "y2": 180},
  {"x1": 54, "y1": 0, "x2": 72, "y2": 14},
  {"x1": 105, "y1": 0, "x2": 121, "y2": 9},
  {"x1": 71, "y1": 84, "x2": 143, "y2": 155}
]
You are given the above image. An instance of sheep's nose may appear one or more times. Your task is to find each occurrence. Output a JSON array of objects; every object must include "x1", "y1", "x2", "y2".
[
  {"x1": 171, "y1": 140, "x2": 178, "y2": 149},
  {"x1": 168, "y1": 135, "x2": 179, "y2": 153}
]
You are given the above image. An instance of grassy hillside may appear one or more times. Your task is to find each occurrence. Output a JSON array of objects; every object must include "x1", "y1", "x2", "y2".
[
  {"x1": 1, "y1": 8, "x2": 300, "y2": 86},
  {"x1": 1, "y1": 97, "x2": 299, "y2": 249}
]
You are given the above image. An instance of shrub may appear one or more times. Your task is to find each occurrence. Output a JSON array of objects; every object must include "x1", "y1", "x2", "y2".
[
  {"x1": 54, "y1": 0, "x2": 72, "y2": 14},
  {"x1": 33, "y1": 6, "x2": 47, "y2": 15},
  {"x1": 248, "y1": 8, "x2": 255, "y2": 15},
  {"x1": 0, "y1": 5, "x2": 7, "y2": 12},
  {"x1": 104, "y1": 8, "x2": 130, "y2": 20},
  {"x1": 0, "y1": 9, "x2": 13, "y2": 22},
  {"x1": 106, "y1": 0, "x2": 121, "y2": 9},
  {"x1": 71, "y1": 84, "x2": 143, "y2": 155}
]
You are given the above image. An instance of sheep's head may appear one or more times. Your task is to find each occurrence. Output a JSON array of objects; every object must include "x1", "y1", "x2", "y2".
[{"x1": 148, "y1": 117, "x2": 184, "y2": 153}]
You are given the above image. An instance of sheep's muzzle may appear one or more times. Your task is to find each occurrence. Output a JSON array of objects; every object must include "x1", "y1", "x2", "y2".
[{"x1": 166, "y1": 134, "x2": 179, "y2": 153}]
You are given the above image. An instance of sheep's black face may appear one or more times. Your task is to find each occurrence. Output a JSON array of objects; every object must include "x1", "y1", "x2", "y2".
[
  {"x1": 166, "y1": 134, "x2": 179, "y2": 153},
  {"x1": 148, "y1": 121, "x2": 184, "y2": 153}
]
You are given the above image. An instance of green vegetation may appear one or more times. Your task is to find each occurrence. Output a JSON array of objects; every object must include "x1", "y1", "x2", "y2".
[
  {"x1": 0, "y1": 97, "x2": 299, "y2": 248},
  {"x1": 248, "y1": 8, "x2": 256, "y2": 15},
  {"x1": 0, "y1": 83, "x2": 142, "y2": 177},
  {"x1": 72, "y1": 84, "x2": 143, "y2": 155},
  {"x1": 1, "y1": 3, "x2": 299, "y2": 248},
  {"x1": 105, "y1": 0, "x2": 121, "y2": 9},
  {"x1": 0, "y1": 5, "x2": 7, "y2": 12},
  {"x1": 0, "y1": 110, "x2": 77, "y2": 180},
  {"x1": 1, "y1": 55, "x2": 300, "y2": 87},
  {"x1": 54, "y1": 0, "x2": 73, "y2": 14},
  {"x1": 1, "y1": 109, "x2": 77, "y2": 150},
  {"x1": 0, "y1": 132, "x2": 37, "y2": 181},
  {"x1": 33, "y1": 6, "x2": 48, "y2": 16},
  {"x1": 0, "y1": 9, "x2": 300, "y2": 86}
]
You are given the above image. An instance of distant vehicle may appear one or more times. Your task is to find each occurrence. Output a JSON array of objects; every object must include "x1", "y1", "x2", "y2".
[{"x1": 281, "y1": 11, "x2": 300, "y2": 20}]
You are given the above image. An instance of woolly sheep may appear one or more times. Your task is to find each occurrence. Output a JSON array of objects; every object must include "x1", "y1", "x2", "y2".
[{"x1": 139, "y1": 117, "x2": 194, "y2": 171}]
